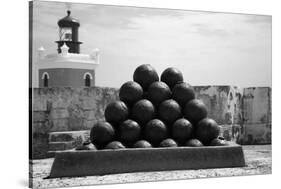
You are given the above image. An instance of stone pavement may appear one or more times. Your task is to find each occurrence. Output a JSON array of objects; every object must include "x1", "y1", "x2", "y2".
[{"x1": 30, "y1": 145, "x2": 271, "y2": 189}]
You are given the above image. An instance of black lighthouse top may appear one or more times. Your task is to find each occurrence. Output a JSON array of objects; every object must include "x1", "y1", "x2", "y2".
[
  {"x1": 58, "y1": 10, "x2": 80, "y2": 27},
  {"x1": 56, "y1": 10, "x2": 82, "y2": 54}
]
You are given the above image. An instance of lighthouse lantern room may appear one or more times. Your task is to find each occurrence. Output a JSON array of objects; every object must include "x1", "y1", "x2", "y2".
[
  {"x1": 37, "y1": 10, "x2": 99, "y2": 88},
  {"x1": 56, "y1": 10, "x2": 82, "y2": 54}
]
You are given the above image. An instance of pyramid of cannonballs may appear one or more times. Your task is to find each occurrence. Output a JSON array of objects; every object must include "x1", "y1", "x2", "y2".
[{"x1": 82, "y1": 64, "x2": 229, "y2": 151}]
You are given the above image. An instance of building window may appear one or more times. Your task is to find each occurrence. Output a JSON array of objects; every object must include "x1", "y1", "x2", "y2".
[
  {"x1": 43, "y1": 75, "x2": 48, "y2": 87},
  {"x1": 41, "y1": 72, "x2": 49, "y2": 87},
  {"x1": 85, "y1": 75, "x2": 91, "y2": 87},
  {"x1": 83, "y1": 72, "x2": 93, "y2": 87},
  {"x1": 59, "y1": 27, "x2": 72, "y2": 41}
]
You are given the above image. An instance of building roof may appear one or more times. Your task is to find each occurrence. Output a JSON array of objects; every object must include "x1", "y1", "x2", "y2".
[
  {"x1": 58, "y1": 10, "x2": 80, "y2": 27},
  {"x1": 37, "y1": 51, "x2": 99, "y2": 70}
]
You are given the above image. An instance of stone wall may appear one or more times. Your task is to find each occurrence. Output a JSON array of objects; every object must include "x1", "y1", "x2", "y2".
[
  {"x1": 194, "y1": 86, "x2": 271, "y2": 144},
  {"x1": 31, "y1": 87, "x2": 119, "y2": 158},
  {"x1": 241, "y1": 87, "x2": 271, "y2": 144},
  {"x1": 31, "y1": 86, "x2": 271, "y2": 159},
  {"x1": 194, "y1": 86, "x2": 243, "y2": 143}
]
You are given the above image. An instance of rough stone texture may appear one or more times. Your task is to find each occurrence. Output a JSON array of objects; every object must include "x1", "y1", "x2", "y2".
[
  {"x1": 29, "y1": 145, "x2": 271, "y2": 189},
  {"x1": 241, "y1": 87, "x2": 271, "y2": 144},
  {"x1": 48, "y1": 141, "x2": 75, "y2": 151},
  {"x1": 194, "y1": 86, "x2": 244, "y2": 144},
  {"x1": 32, "y1": 87, "x2": 119, "y2": 133},
  {"x1": 243, "y1": 123, "x2": 271, "y2": 144},
  {"x1": 49, "y1": 130, "x2": 90, "y2": 142},
  {"x1": 194, "y1": 86, "x2": 242, "y2": 125},
  {"x1": 31, "y1": 87, "x2": 118, "y2": 159},
  {"x1": 47, "y1": 130, "x2": 91, "y2": 157},
  {"x1": 193, "y1": 86, "x2": 272, "y2": 145},
  {"x1": 33, "y1": 111, "x2": 48, "y2": 122},
  {"x1": 32, "y1": 133, "x2": 49, "y2": 159}
]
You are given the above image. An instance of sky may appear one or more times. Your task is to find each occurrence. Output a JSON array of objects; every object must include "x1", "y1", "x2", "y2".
[{"x1": 32, "y1": 1, "x2": 272, "y2": 88}]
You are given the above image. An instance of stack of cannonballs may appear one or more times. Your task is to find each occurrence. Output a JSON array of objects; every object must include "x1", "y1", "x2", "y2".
[{"x1": 78, "y1": 64, "x2": 229, "y2": 151}]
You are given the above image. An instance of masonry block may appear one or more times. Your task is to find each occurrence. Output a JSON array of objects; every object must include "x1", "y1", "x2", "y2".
[
  {"x1": 242, "y1": 123, "x2": 271, "y2": 144},
  {"x1": 194, "y1": 86, "x2": 241, "y2": 125},
  {"x1": 49, "y1": 141, "x2": 75, "y2": 151},
  {"x1": 243, "y1": 87, "x2": 271, "y2": 124},
  {"x1": 219, "y1": 124, "x2": 242, "y2": 143},
  {"x1": 67, "y1": 105, "x2": 84, "y2": 130},
  {"x1": 232, "y1": 124, "x2": 243, "y2": 143},
  {"x1": 33, "y1": 111, "x2": 47, "y2": 122},
  {"x1": 81, "y1": 99, "x2": 96, "y2": 110},
  {"x1": 48, "y1": 130, "x2": 91, "y2": 157},
  {"x1": 50, "y1": 109, "x2": 69, "y2": 119},
  {"x1": 220, "y1": 125, "x2": 233, "y2": 141},
  {"x1": 49, "y1": 130, "x2": 90, "y2": 143},
  {"x1": 50, "y1": 119, "x2": 69, "y2": 131},
  {"x1": 83, "y1": 110, "x2": 96, "y2": 120},
  {"x1": 83, "y1": 119, "x2": 96, "y2": 129},
  {"x1": 49, "y1": 133, "x2": 73, "y2": 142},
  {"x1": 33, "y1": 97, "x2": 47, "y2": 111},
  {"x1": 32, "y1": 121, "x2": 52, "y2": 134},
  {"x1": 51, "y1": 99, "x2": 70, "y2": 109},
  {"x1": 32, "y1": 133, "x2": 49, "y2": 159}
]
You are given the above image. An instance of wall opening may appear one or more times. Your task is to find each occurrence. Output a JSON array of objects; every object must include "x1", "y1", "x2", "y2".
[
  {"x1": 83, "y1": 72, "x2": 93, "y2": 87},
  {"x1": 42, "y1": 72, "x2": 49, "y2": 87},
  {"x1": 85, "y1": 74, "x2": 91, "y2": 87},
  {"x1": 43, "y1": 75, "x2": 48, "y2": 87}
]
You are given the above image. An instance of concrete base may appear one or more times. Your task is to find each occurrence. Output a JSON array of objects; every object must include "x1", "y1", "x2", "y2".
[{"x1": 48, "y1": 144, "x2": 245, "y2": 178}]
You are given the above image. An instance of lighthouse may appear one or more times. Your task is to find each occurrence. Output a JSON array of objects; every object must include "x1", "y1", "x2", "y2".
[
  {"x1": 37, "y1": 10, "x2": 99, "y2": 88},
  {"x1": 56, "y1": 10, "x2": 82, "y2": 54}
]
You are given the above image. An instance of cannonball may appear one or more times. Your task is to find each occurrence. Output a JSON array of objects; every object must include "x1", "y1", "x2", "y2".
[
  {"x1": 147, "y1": 81, "x2": 171, "y2": 106},
  {"x1": 172, "y1": 82, "x2": 195, "y2": 107},
  {"x1": 104, "y1": 141, "x2": 126, "y2": 150},
  {"x1": 183, "y1": 99, "x2": 208, "y2": 124},
  {"x1": 196, "y1": 118, "x2": 221, "y2": 145},
  {"x1": 158, "y1": 99, "x2": 182, "y2": 124},
  {"x1": 131, "y1": 99, "x2": 155, "y2": 125},
  {"x1": 75, "y1": 142, "x2": 97, "y2": 151},
  {"x1": 209, "y1": 137, "x2": 229, "y2": 146},
  {"x1": 104, "y1": 101, "x2": 129, "y2": 124},
  {"x1": 133, "y1": 140, "x2": 153, "y2": 148},
  {"x1": 159, "y1": 138, "x2": 178, "y2": 147},
  {"x1": 119, "y1": 119, "x2": 141, "y2": 143},
  {"x1": 119, "y1": 81, "x2": 143, "y2": 105},
  {"x1": 185, "y1": 139, "x2": 204, "y2": 147},
  {"x1": 144, "y1": 119, "x2": 168, "y2": 145},
  {"x1": 90, "y1": 121, "x2": 115, "y2": 146},
  {"x1": 133, "y1": 64, "x2": 159, "y2": 91},
  {"x1": 172, "y1": 118, "x2": 193, "y2": 143},
  {"x1": 160, "y1": 67, "x2": 184, "y2": 89}
]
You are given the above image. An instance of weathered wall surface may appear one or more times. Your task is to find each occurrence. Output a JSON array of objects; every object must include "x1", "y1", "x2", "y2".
[
  {"x1": 193, "y1": 86, "x2": 271, "y2": 144},
  {"x1": 31, "y1": 86, "x2": 271, "y2": 159},
  {"x1": 32, "y1": 87, "x2": 118, "y2": 132},
  {"x1": 241, "y1": 87, "x2": 271, "y2": 144},
  {"x1": 194, "y1": 86, "x2": 244, "y2": 143},
  {"x1": 31, "y1": 87, "x2": 119, "y2": 158}
]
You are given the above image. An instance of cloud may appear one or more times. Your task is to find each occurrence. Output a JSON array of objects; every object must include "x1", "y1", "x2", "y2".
[{"x1": 190, "y1": 23, "x2": 229, "y2": 37}]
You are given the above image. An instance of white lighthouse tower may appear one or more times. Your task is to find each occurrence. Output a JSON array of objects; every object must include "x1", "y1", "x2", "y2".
[{"x1": 37, "y1": 10, "x2": 99, "y2": 88}]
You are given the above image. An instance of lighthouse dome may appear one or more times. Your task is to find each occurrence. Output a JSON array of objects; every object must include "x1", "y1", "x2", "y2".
[{"x1": 58, "y1": 10, "x2": 80, "y2": 27}]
